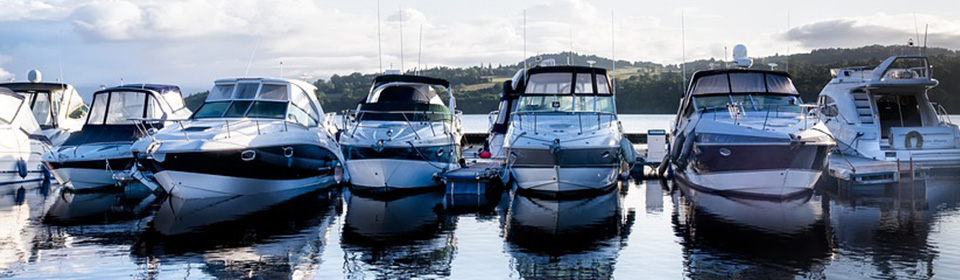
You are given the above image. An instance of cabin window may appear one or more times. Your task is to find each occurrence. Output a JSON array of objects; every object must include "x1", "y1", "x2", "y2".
[
  {"x1": 104, "y1": 91, "x2": 147, "y2": 124},
  {"x1": 596, "y1": 74, "x2": 611, "y2": 94},
  {"x1": 766, "y1": 75, "x2": 799, "y2": 94},
  {"x1": 224, "y1": 101, "x2": 253, "y2": 118},
  {"x1": 574, "y1": 73, "x2": 594, "y2": 93},
  {"x1": 693, "y1": 95, "x2": 731, "y2": 111},
  {"x1": 820, "y1": 96, "x2": 839, "y2": 117},
  {"x1": 247, "y1": 101, "x2": 286, "y2": 119},
  {"x1": 145, "y1": 96, "x2": 165, "y2": 119},
  {"x1": 208, "y1": 84, "x2": 235, "y2": 100},
  {"x1": 287, "y1": 103, "x2": 317, "y2": 126},
  {"x1": 518, "y1": 95, "x2": 574, "y2": 112},
  {"x1": 692, "y1": 75, "x2": 730, "y2": 95},
  {"x1": 86, "y1": 93, "x2": 108, "y2": 124},
  {"x1": 0, "y1": 94, "x2": 23, "y2": 124},
  {"x1": 31, "y1": 91, "x2": 53, "y2": 127},
  {"x1": 259, "y1": 84, "x2": 288, "y2": 100},
  {"x1": 729, "y1": 73, "x2": 766, "y2": 93},
  {"x1": 526, "y1": 73, "x2": 573, "y2": 94},
  {"x1": 193, "y1": 101, "x2": 230, "y2": 119},
  {"x1": 574, "y1": 95, "x2": 615, "y2": 113},
  {"x1": 234, "y1": 83, "x2": 260, "y2": 99}
]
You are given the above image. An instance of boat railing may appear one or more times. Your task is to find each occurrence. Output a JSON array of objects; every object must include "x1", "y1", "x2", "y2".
[
  {"x1": 132, "y1": 117, "x2": 295, "y2": 142},
  {"x1": 699, "y1": 103, "x2": 819, "y2": 130},
  {"x1": 341, "y1": 109, "x2": 459, "y2": 140},
  {"x1": 933, "y1": 102, "x2": 955, "y2": 125},
  {"x1": 514, "y1": 111, "x2": 618, "y2": 135}
]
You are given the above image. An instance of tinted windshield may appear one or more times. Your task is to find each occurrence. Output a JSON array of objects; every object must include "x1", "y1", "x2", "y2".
[
  {"x1": 692, "y1": 72, "x2": 798, "y2": 95},
  {"x1": 517, "y1": 95, "x2": 614, "y2": 113},
  {"x1": 694, "y1": 94, "x2": 801, "y2": 113}
]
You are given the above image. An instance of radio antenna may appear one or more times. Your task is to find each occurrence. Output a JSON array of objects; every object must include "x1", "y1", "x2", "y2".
[
  {"x1": 611, "y1": 10, "x2": 616, "y2": 94},
  {"x1": 377, "y1": 0, "x2": 383, "y2": 74},
  {"x1": 914, "y1": 12, "x2": 921, "y2": 56},
  {"x1": 786, "y1": 9, "x2": 790, "y2": 72},
  {"x1": 923, "y1": 24, "x2": 929, "y2": 56},
  {"x1": 244, "y1": 37, "x2": 260, "y2": 77},
  {"x1": 399, "y1": 4, "x2": 405, "y2": 74},
  {"x1": 680, "y1": 9, "x2": 687, "y2": 93},
  {"x1": 523, "y1": 9, "x2": 528, "y2": 81},
  {"x1": 418, "y1": 24, "x2": 423, "y2": 75}
]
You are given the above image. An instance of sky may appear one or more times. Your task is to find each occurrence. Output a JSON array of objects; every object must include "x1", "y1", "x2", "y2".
[{"x1": 1, "y1": 0, "x2": 959, "y2": 96}]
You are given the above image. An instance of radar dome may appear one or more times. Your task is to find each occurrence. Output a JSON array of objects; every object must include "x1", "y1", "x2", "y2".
[
  {"x1": 27, "y1": 69, "x2": 42, "y2": 83},
  {"x1": 732, "y1": 44, "x2": 753, "y2": 68}
]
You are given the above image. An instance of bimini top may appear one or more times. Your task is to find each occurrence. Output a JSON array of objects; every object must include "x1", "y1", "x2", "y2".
[
  {"x1": 372, "y1": 74, "x2": 450, "y2": 89},
  {"x1": 85, "y1": 83, "x2": 191, "y2": 125},
  {"x1": 512, "y1": 66, "x2": 613, "y2": 96},
  {"x1": 687, "y1": 69, "x2": 798, "y2": 96}
]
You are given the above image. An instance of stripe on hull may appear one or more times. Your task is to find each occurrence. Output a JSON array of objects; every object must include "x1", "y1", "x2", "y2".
[{"x1": 142, "y1": 144, "x2": 337, "y2": 180}]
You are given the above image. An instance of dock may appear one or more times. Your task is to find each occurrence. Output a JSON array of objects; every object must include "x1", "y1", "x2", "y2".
[{"x1": 827, "y1": 154, "x2": 900, "y2": 184}]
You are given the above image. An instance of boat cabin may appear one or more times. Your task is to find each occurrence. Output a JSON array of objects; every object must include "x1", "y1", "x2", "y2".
[
  {"x1": 0, "y1": 82, "x2": 87, "y2": 134},
  {"x1": 513, "y1": 66, "x2": 615, "y2": 114},
  {"x1": 677, "y1": 69, "x2": 802, "y2": 121},
  {"x1": 353, "y1": 75, "x2": 454, "y2": 122},
  {"x1": 64, "y1": 84, "x2": 190, "y2": 146},
  {"x1": 191, "y1": 78, "x2": 323, "y2": 127},
  {"x1": 0, "y1": 87, "x2": 44, "y2": 139}
]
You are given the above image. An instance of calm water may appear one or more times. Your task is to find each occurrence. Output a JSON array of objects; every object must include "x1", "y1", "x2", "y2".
[{"x1": 3, "y1": 115, "x2": 960, "y2": 279}]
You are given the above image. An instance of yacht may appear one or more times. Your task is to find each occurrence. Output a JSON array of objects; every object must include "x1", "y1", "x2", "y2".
[
  {"x1": 44, "y1": 84, "x2": 191, "y2": 190},
  {"x1": 667, "y1": 46, "x2": 834, "y2": 198},
  {"x1": 339, "y1": 75, "x2": 462, "y2": 189},
  {"x1": 497, "y1": 65, "x2": 631, "y2": 194},
  {"x1": 0, "y1": 70, "x2": 88, "y2": 146},
  {"x1": 132, "y1": 78, "x2": 345, "y2": 199},
  {"x1": 0, "y1": 87, "x2": 52, "y2": 184},
  {"x1": 817, "y1": 56, "x2": 960, "y2": 167}
]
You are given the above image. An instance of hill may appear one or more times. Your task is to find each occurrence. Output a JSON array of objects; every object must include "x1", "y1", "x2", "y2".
[{"x1": 185, "y1": 45, "x2": 960, "y2": 115}]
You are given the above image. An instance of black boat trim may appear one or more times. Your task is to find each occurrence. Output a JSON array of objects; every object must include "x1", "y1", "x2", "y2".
[{"x1": 142, "y1": 144, "x2": 338, "y2": 180}]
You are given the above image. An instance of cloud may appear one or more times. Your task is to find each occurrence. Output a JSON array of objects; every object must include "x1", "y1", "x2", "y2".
[{"x1": 783, "y1": 14, "x2": 960, "y2": 50}]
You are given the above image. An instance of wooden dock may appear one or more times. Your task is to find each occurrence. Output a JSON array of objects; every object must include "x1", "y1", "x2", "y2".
[{"x1": 827, "y1": 154, "x2": 900, "y2": 184}]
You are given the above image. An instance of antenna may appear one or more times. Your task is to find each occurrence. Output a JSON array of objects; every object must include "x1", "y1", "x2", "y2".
[
  {"x1": 244, "y1": 38, "x2": 260, "y2": 77},
  {"x1": 611, "y1": 10, "x2": 616, "y2": 94},
  {"x1": 418, "y1": 24, "x2": 423, "y2": 75},
  {"x1": 279, "y1": 61, "x2": 284, "y2": 78},
  {"x1": 786, "y1": 9, "x2": 790, "y2": 72},
  {"x1": 57, "y1": 28, "x2": 66, "y2": 93},
  {"x1": 568, "y1": 28, "x2": 573, "y2": 65},
  {"x1": 399, "y1": 5, "x2": 405, "y2": 74},
  {"x1": 680, "y1": 9, "x2": 687, "y2": 93},
  {"x1": 377, "y1": 0, "x2": 383, "y2": 74},
  {"x1": 522, "y1": 9, "x2": 529, "y2": 84},
  {"x1": 923, "y1": 24, "x2": 929, "y2": 56},
  {"x1": 914, "y1": 12, "x2": 921, "y2": 56}
]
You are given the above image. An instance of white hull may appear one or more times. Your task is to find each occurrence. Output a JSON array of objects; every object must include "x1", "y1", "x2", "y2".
[
  {"x1": 52, "y1": 168, "x2": 118, "y2": 190},
  {"x1": 345, "y1": 159, "x2": 451, "y2": 189},
  {"x1": 512, "y1": 166, "x2": 620, "y2": 193},
  {"x1": 155, "y1": 170, "x2": 336, "y2": 199},
  {"x1": 678, "y1": 169, "x2": 821, "y2": 198}
]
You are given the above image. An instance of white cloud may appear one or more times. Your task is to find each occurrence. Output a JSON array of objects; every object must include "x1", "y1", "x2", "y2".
[{"x1": 783, "y1": 13, "x2": 960, "y2": 50}]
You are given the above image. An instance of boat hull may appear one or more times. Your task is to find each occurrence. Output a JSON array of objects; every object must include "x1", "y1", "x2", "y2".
[
  {"x1": 154, "y1": 170, "x2": 335, "y2": 199},
  {"x1": 345, "y1": 159, "x2": 450, "y2": 189},
  {"x1": 511, "y1": 166, "x2": 620, "y2": 193},
  {"x1": 49, "y1": 167, "x2": 119, "y2": 190},
  {"x1": 677, "y1": 143, "x2": 831, "y2": 198}
]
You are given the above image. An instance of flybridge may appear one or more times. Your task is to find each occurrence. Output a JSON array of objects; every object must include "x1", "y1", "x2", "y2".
[{"x1": 829, "y1": 56, "x2": 939, "y2": 87}]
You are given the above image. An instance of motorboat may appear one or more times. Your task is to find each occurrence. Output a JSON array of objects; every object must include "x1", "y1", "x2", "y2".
[
  {"x1": 43, "y1": 84, "x2": 191, "y2": 191},
  {"x1": 132, "y1": 78, "x2": 345, "y2": 199},
  {"x1": 1, "y1": 70, "x2": 88, "y2": 146},
  {"x1": 817, "y1": 56, "x2": 960, "y2": 167},
  {"x1": 497, "y1": 65, "x2": 632, "y2": 194},
  {"x1": 666, "y1": 45, "x2": 834, "y2": 198},
  {"x1": 0, "y1": 87, "x2": 53, "y2": 184},
  {"x1": 339, "y1": 75, "x2": 462, "y2": 189}
]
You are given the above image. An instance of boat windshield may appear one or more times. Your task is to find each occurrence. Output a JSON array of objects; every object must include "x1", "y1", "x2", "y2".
[
  {"x1": 0, "y1": 93, "x2": 23, "y2": 124},
  {"x1": 694, "y1": 94, "x2": 802, "y2": 114},
  {"x1": 517, "y1": 95, "x2": 615, "y2": 113},
  {"x1": 192, "y1": 81, "x2": 320, "y2": 126},
  {"x1": 517, "y1": 71, "x2": 614, "y2": 113},
  {"x1": 86, "y1": 91, "x2": 165, "y2": 125}
]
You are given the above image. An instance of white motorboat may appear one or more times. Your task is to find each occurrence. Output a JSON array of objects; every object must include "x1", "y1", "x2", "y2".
[
  {"x1": 132, "y1": 78, "x2": 345, "y2": 199},
  {"x1": 667, "y1": 46, "x2": 834, "y2": 198},
  {"x1": 498, "y1": 65, "x2": 632, "y2": 194},
  {"x1": 339, "y1": 75, "x2": 462, "y2": 189},
  {"x1": 0, "y1": 87, "x2": 52, "y2": 184},
  {"x1": 1, "y1": 70, "x2": 88, "y2": 146},
  {"x1": 817, "y1": 56, "x2": 960, "y2": 167},
  {"x1": 44, "y1": 84, "x2": 191, "y2": 191}
]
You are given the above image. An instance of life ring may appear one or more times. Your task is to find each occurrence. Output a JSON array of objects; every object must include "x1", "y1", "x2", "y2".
[{"x1": 905, "y1": 131, "x2": 923, "y2": 149}]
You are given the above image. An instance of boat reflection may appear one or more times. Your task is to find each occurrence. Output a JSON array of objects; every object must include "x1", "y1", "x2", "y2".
[
  {"x1": 340, "y1": 188, "x2": 455, "y2": 279},
  {"x1": 673, "y1": 180, "x2": 831, "y2": 278},
  {"x1": 132, "y1": 184, "x2": 340, "y2": 279},
  {"x1": 0, "y1": 181, "x2": 55, "y2": 274},
  {"x1": 821, "y1": 171, "x2": 960, "y2": 279},
  {"x1": 502, "y1": 189, "x2": 629, "y2": 279}
]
